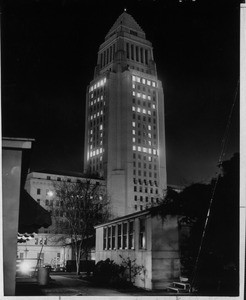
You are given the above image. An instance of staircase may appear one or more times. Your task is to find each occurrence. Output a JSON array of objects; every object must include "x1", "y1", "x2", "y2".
[{"x1": 167, "y1": 278, "x2": 191, "y2": 293}]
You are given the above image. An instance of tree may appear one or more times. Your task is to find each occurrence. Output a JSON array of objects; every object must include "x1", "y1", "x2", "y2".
[
  {"x1": 152, "y1": 153, "x2": 239, "y2": 294},
  {"x1": 51, "y1": 179, "x2": 110, "y2": 275}
]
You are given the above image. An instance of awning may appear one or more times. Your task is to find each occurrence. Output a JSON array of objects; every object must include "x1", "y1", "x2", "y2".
[{"x1": 18, "y1": 189, "x2": 52, "y2": 234}]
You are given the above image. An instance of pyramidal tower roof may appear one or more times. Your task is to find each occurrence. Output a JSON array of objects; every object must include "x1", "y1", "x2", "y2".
[{"x1": 106, "y1": 11, "x2": 145, "y2": 39}]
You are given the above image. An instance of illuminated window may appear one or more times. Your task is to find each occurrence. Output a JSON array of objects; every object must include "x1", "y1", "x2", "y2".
[
  {"x1": 152, "y1": 81, "x2": 156, "y2": 87},
  {"x1": 153, "y1": 149, "x2": 157, "y2": 155},
  {"x1": 138, "y1": 146, "x2": 141, "y2": 152},
  {"x1": 148, "y1": 110, "x2": 151, "y2": 115},
  {"x1": 132, "y1": 91, "x2": 136, "y2": 96},
  {"x1": 143, "y1": 147, "x2": 147, "y2": 153},
  {"x1": 147, "y1": 80, "x2": 151, "y2": 86},
  {"x1": 132, "y1": 121, "x2": 136, "y2": 127},
  {"x1": 148, "y1": 156, "x2": 152, "y2": 162},
  {"x1": 148, "y1": 141, "x2": 152, "y2": 146},
  {"x1": 132, "y1": 106, "x2": 136, "y2": 111},
  {"x1": 148, "y1": 133, "x2": 152, "y2": 138},
  {"x1": 142, "y1": 109, "x2": 146, "y2": 114},
  {"x1": 137, "y1": 107, "x2": 141, "y2": 113},
  {"x1": 147, "y1": 95, "x2": 151, "y2": 100},
  {"x1": 94, "y1": 84, "x2": 96, "y2": 89},
  {"x1": 148, "y1": 148, "x2": 152, "y2": 154},
  {"x1": 133, "y1": 137, "x2": 136, "y2": 143},
  {"x1": 103, "y1": 78, "x2": 106, "y2": 84},
  {"x1": 152, "y1": 104, "x2": 156, "y2": 109},
  {"x1": 132, "y1": 129, "x2": 136, "y2": 135},
  {"x1": 132, "y1": 84, "x2": 136, "y2": 89},
  {"x1": 99, "y1": 124, "x2": 103, "y2": 130},
  {"x1": 142, "y1": 94, "x2": 146, "y2": 99},
  {"x1": 90, "y1": 129, "x2": 93, "y2": 134},
  {"x1": 136, "y1": 77, "x2": 141, "y2": 83},
  {"x1": 142, "y1": 78, "x2": 146, "y2": 84},
  {"x1": 132, "y1": 75, "x2": 136, "y2": 81},
  {"x1": 133, "y1": 145, "x2": 136, "y2": 151},
  {"x1": 148, "y1": 125, "x2": 151, "y2": 130},
  {"x1": 97, "y1": 112, "x2": 99, "y2": 117},
  {"x1": 137, "y1": 92, "x2": 141, "y2": 98},
  {"x1": 101, "y1": 95, "x2": 103, "y2": 100},
  {"x1": 139, "y1": 218, "x2": 146, "y2": 249},
  {"x1": 97, "y1": 97, "x2": 100, "y2": 102}
]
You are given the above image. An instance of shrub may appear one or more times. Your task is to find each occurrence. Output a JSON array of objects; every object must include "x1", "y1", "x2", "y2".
[{"x1": 93, "y1": 259, "x2": 125, "y2": 286}]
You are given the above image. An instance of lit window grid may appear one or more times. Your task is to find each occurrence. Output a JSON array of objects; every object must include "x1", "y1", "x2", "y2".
[
  {"x1": 89, "y1": 77, "x2": 107, "y2": 93},
  {"x1": 132, "y1": 75, "x2": 157, "y2": 88}
]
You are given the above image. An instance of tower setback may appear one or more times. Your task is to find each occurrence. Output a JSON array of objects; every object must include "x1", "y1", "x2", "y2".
[{"x1": 84, "y1": 12, "x2": 167, "y2": 217}]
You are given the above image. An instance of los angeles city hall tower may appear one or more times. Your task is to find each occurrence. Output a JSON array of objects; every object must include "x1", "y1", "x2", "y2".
[{"x1": 84, "y1": 12, "x2": 167, "y2": 218}]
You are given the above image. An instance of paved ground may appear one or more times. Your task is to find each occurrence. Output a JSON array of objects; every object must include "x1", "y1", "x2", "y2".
[
  {"x1": 42, "y1": 274, "x2": 128, "y2": 296},
  {"x1": 16, "y1": 273, "x2": 190, "y2": 296}
]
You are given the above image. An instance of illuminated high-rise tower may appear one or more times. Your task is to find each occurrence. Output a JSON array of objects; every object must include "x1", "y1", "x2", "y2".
[{"x1": 84, "y1": 12, "x2": 167, "y2": 217}]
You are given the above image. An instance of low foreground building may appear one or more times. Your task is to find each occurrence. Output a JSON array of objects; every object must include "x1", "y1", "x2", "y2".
[{"x1": 95, "y1": 209, "x2": 184, "y2": 290}]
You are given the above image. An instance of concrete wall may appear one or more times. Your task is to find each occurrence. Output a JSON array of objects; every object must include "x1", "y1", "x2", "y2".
[
  {"x1": 151, "y1": 215, "x2": 181, "y2": 289},
  {"x1": 95, "y1": 215, "x2": 153, "y2": 289},
  {"x1": 2, "y1": 138, "x2": 33, "y2": 296},
  {"x1": 95, "y1": 213, "x2": 181, "y2": 290}
]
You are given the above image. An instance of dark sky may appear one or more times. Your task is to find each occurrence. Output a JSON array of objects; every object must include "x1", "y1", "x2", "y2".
[{"x1": 2, "y1": 0, "x2": 240, "y2": 186}]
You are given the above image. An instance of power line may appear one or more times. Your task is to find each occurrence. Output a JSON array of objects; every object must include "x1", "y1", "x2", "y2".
[{"x1": 190, "y1": 78, "x2": 239, "y2": 291}]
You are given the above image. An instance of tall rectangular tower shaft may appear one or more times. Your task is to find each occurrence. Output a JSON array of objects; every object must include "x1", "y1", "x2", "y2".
[{"x1": 84, "y1": 12, "x2": 167, "y2": 217}]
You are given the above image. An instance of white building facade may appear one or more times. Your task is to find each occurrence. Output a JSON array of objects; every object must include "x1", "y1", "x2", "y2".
[
  {"x1": 95, "y1": 210, "x2": 181, "y2": 290},
  {"x1": 84, "y1": 12, "x2": 167, "y2": 218},
  {"x1": 18, "y1": 171, "x2": 105, "y2": 267}
]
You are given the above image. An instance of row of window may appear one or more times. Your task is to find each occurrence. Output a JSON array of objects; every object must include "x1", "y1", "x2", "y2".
[
  {"x1": 35, "y1": 237, "x2": 47, "y2": 245},
  {"x1": 132, "y1": 75, "x2": 156, "y2": 88},
  {"x1": 133, "y1": 161, "x2": 157, "y2": 170},
  {"x1": 132, "y1": 106, "x2": 155, "y2": 115},
  {"x1": 89, "y1": 147, "x2": 104, "y2": 158},
  {"x1": 133, "y1": 178, "x2": 158, "y2": 186},
  {"x1": 89, "y1": 78, "x2": 107, "y2": 92},
  {"x1": 133, "y1": 169, "x2": 157, "y2": 178},
  {"x1": 103, "y1": 218, "x2": 146, "y2": 250},
  {"x1": 134, "y1": 186, "x2": 158, "y2": 193},
  {"x1": 134, "y1": 196, "x2": 159, "y2": 203},
  {"x1": 133, "y1": 113, "x2": 156, "y2": 125},
  {"x1": 89, "y1": 95, "x2": 104, "y2": 105},
  {"x1": 132, "y1": 145, "x2": 158, "y2": 155}
]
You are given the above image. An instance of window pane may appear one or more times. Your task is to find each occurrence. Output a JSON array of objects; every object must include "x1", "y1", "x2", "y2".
[
  {"x1": 123, "y1": 223, "x2": 128, "y2": 249},
  {"x1": 118, "y1": 224, "x2": 122, "y2": 248}
]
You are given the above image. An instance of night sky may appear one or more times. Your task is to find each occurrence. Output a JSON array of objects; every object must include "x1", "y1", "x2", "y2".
[{"x1": 2, "y1": 0, "x2": 240, "y2": 186}]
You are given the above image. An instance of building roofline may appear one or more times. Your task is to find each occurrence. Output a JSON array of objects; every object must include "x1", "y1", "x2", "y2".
[{"x1": 95, "y1": 209, "x2": 150, "y2": 228}]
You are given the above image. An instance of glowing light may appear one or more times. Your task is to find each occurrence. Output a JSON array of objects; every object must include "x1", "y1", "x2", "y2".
[
  {"x1": 142, "y1": 78, "x2": 146, "y2": 84},
  {"x1": 132, "y1": 106, "x2": 136, "y2": 111},
  {"x1": 19, "y1": 261, "x2": 31, "y2": 274},
  {"x1": 147, "y1": 80, "x2": 151, "y2": 86},
  {"x1": 132, "y1": 121, "x2": 136, "y2": 127},
  {"x1": 47, "y1": 190, "x2": 54, "y2": 198},
  {"x1": 133, "y1": 145, "x2": 136, "y2": 151},
  {"x1": 137, "y1": 92, "x2": 141, "y2": 98}
]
